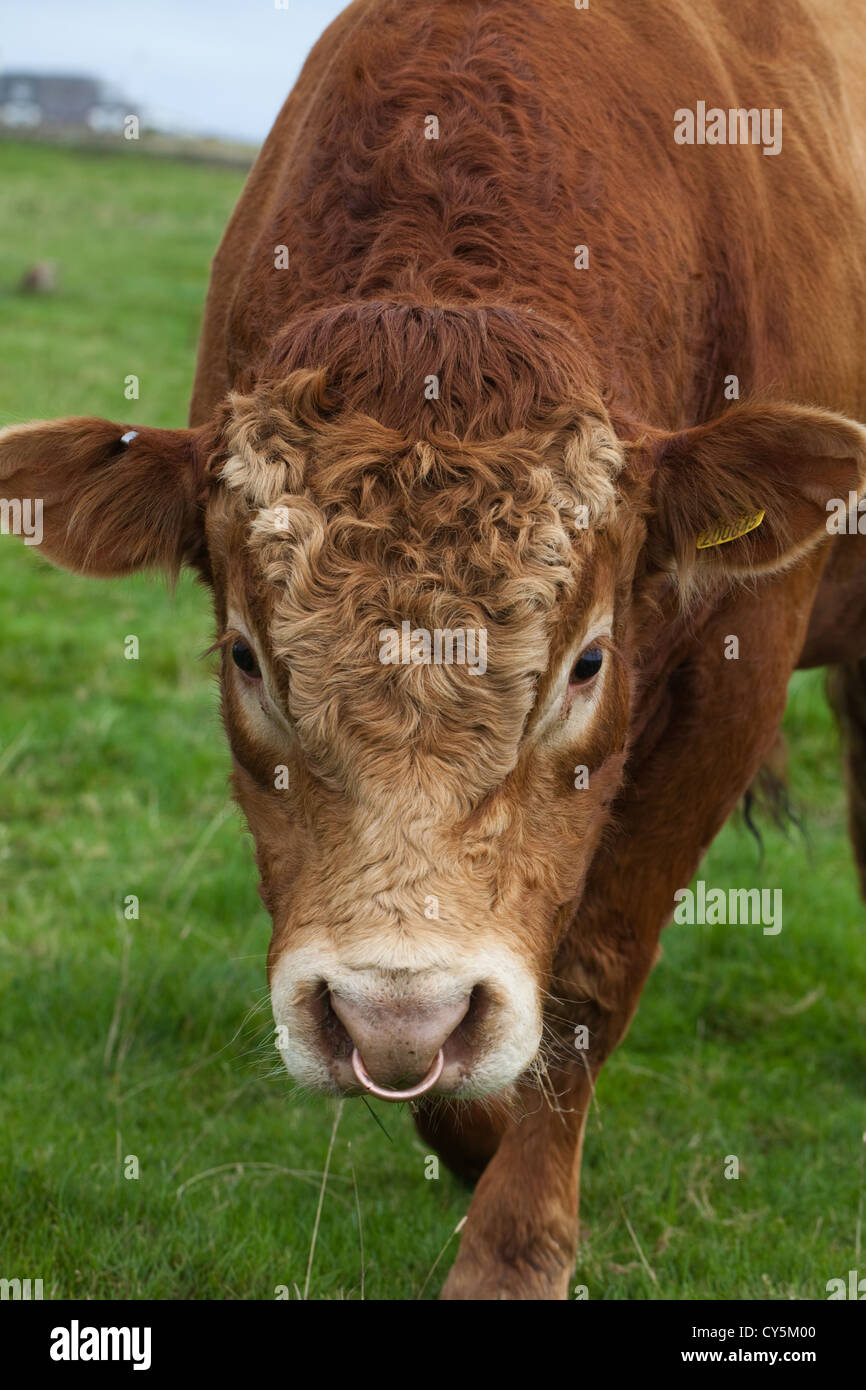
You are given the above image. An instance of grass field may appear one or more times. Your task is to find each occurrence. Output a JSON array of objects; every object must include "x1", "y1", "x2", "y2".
[{"x1": 1, "y1": 138, "x2": 865, "y2": 1301}]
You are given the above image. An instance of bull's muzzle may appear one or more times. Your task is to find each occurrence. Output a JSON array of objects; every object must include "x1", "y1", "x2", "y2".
[{"x1": 269, "y1": 952, "x2": 544, "y2": 1097}]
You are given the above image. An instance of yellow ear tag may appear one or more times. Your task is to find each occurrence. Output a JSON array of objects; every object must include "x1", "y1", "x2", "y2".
[{"x1": 696, "y1": 509, "x2": 765, "y2": 549}]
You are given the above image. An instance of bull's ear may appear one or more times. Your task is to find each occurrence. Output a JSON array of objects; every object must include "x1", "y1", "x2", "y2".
[
  {"x1": 0, "y1": 416, "x2": 210, "y2": 577},
  {"x1": 632, "y1": 402, "x2": 866, "y2": 587}
]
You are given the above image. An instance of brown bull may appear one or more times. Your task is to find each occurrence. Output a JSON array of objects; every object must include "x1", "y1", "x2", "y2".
[{"x1": 3, "y1": 0, "x2": 866, "y2": 1299}]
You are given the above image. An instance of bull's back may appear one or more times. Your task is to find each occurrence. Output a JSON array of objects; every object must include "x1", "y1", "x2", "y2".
[{"x1": 191, "y1": 0, "x2": 866, "y2": 428}]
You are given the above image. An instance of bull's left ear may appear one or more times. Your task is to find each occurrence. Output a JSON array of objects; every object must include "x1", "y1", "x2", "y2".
[
  {"x1": 0, "y1": 415, "x2": 211, "y2": 578},
  {"x1": 632, "y1": 402, "x2": 866, "y2": 584}
]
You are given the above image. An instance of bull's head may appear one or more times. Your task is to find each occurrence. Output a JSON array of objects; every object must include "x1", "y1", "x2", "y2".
[{"x1": 3, "y1": 304, "x2": 864, "y2": 1099}]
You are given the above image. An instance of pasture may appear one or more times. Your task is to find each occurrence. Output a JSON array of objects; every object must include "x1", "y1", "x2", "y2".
[{"x1": 0, "y1": 138, "x2": 864, "y2": 1300}]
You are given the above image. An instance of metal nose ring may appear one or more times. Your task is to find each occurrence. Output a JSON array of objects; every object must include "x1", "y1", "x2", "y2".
[{"x1": 350, "y1": 1047, "x2": 444, "y2": 1101}]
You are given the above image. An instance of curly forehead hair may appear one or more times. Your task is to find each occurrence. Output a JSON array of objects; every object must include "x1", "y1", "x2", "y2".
[
  {"x1": 207, "y1": 303, "x2": 627, "y2": 796},
  {"x1": 216, "y1": 299, "x2": 624, "y2": 519}
]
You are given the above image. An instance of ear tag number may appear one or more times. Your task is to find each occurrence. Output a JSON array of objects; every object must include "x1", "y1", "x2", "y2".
[{"x1": 696, "y1": 509, "x2": 765, "y2": 549}]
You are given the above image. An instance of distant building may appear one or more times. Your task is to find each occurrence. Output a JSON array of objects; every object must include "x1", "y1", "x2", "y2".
[{"x1": 0, "y1": 72, "x2": 133, "y2": 133}]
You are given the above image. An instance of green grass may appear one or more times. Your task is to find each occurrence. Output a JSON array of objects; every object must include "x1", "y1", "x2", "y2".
[{"x1": 1, "y1": 139, "x2": 865, "y2": 1301}]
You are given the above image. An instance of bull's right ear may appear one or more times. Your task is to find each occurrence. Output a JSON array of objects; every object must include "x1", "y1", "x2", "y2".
[
  {"x1": 0, "y1": 416, "x2": 211, "y2": 578},
  {"x1": 627, "y1": 402, "x2": 866, "y2": 592}
]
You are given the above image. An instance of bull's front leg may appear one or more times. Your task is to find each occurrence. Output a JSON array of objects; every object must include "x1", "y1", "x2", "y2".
[
  {"x1": 436, "y1": 967, "x2": 651, "y2": 1302},
  {"x1": 438, "y1": 583, "x2": 815, "y2": 1300},
  {"x1": 435, "y1": 1074, "x2": 591, "y2": 1300}
]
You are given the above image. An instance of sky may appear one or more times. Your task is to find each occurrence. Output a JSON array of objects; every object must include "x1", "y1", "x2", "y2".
[{"x1": 0, "y1": 0, "x2": 348, "y2": 143}]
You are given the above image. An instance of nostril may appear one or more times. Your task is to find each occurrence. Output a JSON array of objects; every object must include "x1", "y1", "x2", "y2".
[
  {"x1": 440, "y1": 983, "x2": 493, "y2": 1072},
  {"x1": 306, "y1": 982, "x2": 354, "y2": 1061},
  {"x1": 464, "y1": 983, "x2": 494, "y2": 1034}
]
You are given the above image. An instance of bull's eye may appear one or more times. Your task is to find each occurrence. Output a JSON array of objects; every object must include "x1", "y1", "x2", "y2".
[
  {"x1": 231, "y1": 638, "x2": 261, "y2": 680},
  {"x1": 569, "y1": 645, "x2": 603, "y2": 686}
]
